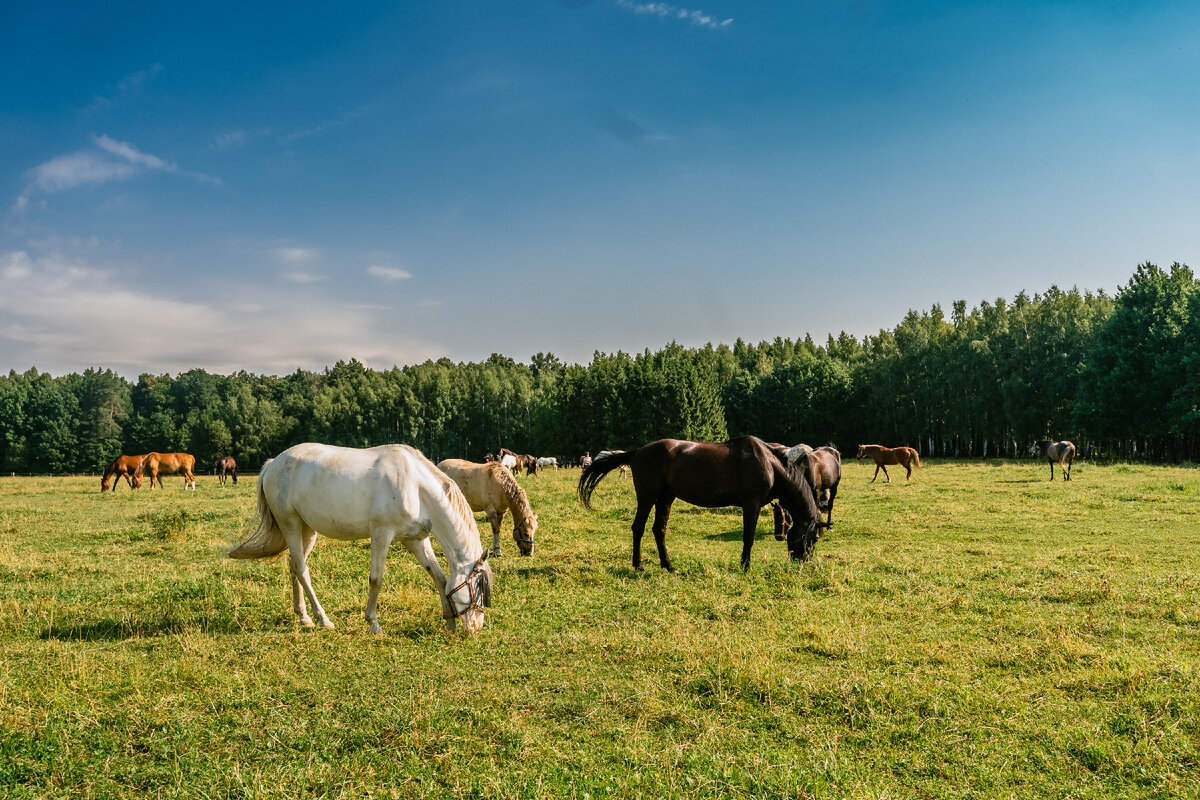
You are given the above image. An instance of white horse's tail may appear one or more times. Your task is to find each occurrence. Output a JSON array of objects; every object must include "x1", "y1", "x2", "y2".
[{"x1": 227, "y1": 476, "x2": 286, "y2": 559}]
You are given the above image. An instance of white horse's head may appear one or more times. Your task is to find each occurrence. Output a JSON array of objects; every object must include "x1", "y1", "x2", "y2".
[{"x1": 447, "y1": 555, "x2": 494, "y2": 634}]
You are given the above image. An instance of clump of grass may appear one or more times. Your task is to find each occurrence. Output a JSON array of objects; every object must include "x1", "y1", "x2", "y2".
[{"x1": 142, "y1": 508, "x2": 195, "y2": 541}]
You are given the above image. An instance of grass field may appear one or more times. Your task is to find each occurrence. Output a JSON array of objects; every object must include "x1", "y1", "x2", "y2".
[{"x1": 1, "y1": 458, "x2": 1198, "y2": 799}]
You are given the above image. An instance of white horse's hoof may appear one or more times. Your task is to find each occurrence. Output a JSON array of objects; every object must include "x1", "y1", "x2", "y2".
[
  {"x1": 320, "y1": 619, "x2": 335, "y2": 630},
  {"x1": 300, "y1": 618, "x2": 315, "y2": 628}
]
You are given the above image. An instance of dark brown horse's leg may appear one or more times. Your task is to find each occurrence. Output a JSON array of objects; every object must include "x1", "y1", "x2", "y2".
[
  {"x1": 881, "y1": 464, "x2": 890, "y2": 483},
  {"x1": 651, "y1": 497, "x2": 674, "y2": 572},
  {"x1": 1048, "y1": 459, "x2": 1054, "y2": 481},
  {"x1": 904, "y1": 460, "x2": 912, "y2": 480},
  {"x1": 630, "y1": 499, "x2": 654, "y2": 572},
  {"x1": 871, "y1": 464, "x2": 880, "y2": 482},
  {"x1": 739, "y1": 505, "x2": 759, "y2": 569}
]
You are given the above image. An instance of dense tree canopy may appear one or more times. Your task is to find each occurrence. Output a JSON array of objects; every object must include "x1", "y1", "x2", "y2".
[{"x1": 3, "y1": 263, "x2": 1198, "y2": 474}]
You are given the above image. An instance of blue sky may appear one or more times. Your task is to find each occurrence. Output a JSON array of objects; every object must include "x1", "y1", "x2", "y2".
[{"x1": 2, "y1": 1, "x2": 1198, "y2": 377}]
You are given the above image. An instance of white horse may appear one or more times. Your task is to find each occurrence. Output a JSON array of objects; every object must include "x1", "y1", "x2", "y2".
[
  {"x1": 500, "y1": 453, "x2": 518, "y2": 471},
  {"x1": 535, "y1": 456, "x2": 558, "y2": 470},
  {"x1": 228, "y1": 443, "x2": 494, "y2": 634}
]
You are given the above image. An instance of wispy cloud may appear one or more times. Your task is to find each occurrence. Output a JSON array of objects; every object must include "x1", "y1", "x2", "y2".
[
  {"x1": 16, "y1": 134, "x2": 218, "y2": 206},
  {"x1": 283, "y1": 271, "x2": 324, "y2": 283},
  {"x1": 367, "y1": 265, "x2": 413, "y2": 281},
  {"x1": 279, "y1": 103, "x2": 380, "y2": 145},
  {"x1": 86, "y1": 64, "x2": 163, "y2": 112},
  {"x1": 270, "y1": 246, "x2": 319, "y2": 264},
  {"x1": 615, "y1": 0, "x2": 732, "y2": 29},
  {"x1": 0, "y1": 249, "x2": 443, "y2": 376}
]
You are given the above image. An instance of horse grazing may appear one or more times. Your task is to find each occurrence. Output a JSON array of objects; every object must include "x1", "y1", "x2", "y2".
[
  {"x1": 1030, "y1": 440, "x2": 1075, "y2": 481},
  {"x1": 438, "y1": 458, "x2": 538, "y2": 557},
  {"x1": 228, "y1": 443, "x2": 494, "y2": 634},
  {"x1": 770, "y1": 444, "x2": 841, "y2": 538},
  {"x1": 856, "y1": 444, "x2": 921, "y2": 483},
  {"x1": 214, "y1": 456, "x2": 238, "y2": 484},
  {"x1": 101, "y1": 455, "x2": 146, "y2": 492},
  {"x1": 133, "y1": 452, "x2": 197, "y2": 490},
  {"x1": 579, "y1": 436, "x2": 826, "y2": 571}
]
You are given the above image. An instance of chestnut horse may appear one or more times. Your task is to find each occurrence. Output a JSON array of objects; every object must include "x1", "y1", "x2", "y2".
[
  {"x1": 101, "y1": 455, "x2": 146, "y2": 492},
  {"x1": 438, "y1": 458, "x2": 538, "y2": 557},
  {"x1": 856, "y1": 444, "x2": 921, "y2": 483},
  {"x1": 579, "y1": 435, "x2": 826, "y2": 570},
  {"x1": 133, "y1": 452, "x2": 197, "y2": 490},
  {"x1": 1030, "y1": 439, "x2": 1075, "y2": 481},
  {"x1": 214, "y1": 456, "x2": 238, "y2": 484}
]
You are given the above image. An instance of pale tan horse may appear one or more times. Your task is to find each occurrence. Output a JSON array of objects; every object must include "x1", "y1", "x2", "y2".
[
  {"x1": 856, "y1": 444, "x2": 922, "y2": 482},
  {"x1": 438, "y1": 458, "x2": 537, "y2": 557},
  {"x1": 101, "y1": 454, "x2": 146, "y2": 491},
  {"x1": 133, "y1": 452, "x2": 197, "y2": 489}
]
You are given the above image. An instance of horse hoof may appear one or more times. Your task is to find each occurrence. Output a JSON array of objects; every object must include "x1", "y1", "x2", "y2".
[
  {"x1": 299, "y1": 618, "x2": 315, "y2": 628},
  {"x1": 492, "y1": 549, "x2": 503, "y2": 558},
  {"x1": 321, "y1": 619, "x2": 335, "y2": 631}
]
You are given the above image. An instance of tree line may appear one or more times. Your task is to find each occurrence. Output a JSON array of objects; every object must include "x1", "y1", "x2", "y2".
[{"x1": 2, "y1": 262, "x2": 1197, "y2": 475}]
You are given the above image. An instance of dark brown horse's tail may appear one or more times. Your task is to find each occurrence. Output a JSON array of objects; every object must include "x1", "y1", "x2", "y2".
[
  {"x1": 578, "y1": 449, "x2": 637, "y2": 510},
  {"x1": 227, "y1": 475, "x2": 287, "y2": 559}
]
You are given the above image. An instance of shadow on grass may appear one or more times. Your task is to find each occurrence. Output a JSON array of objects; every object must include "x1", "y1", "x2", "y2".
[{"x1": 40, "y1": 614, "x2": 269, "y2": 642}]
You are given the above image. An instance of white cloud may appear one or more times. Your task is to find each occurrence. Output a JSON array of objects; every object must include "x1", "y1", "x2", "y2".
[
  {"x1": 615, "y1": 0, "x2": 732, "y2": 29},
  {"x1": 283, "y1": 271, "x2": 324, "y2": 283},
  {"x1": 271, "y1": 246, "x2": 319, "y2": 264},
  {"x1": 367, "y1": 265, "x2": 413, "y2": 281},
  {"x1": 18, "y1": 134, "x2": 218, "y2": 202},
  {"x1": 0, "y1": 249, "x2": 444, "y2": 376}
]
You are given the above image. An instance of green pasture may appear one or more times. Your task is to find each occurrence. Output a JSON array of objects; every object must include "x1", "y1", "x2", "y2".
[{"x1": 1, "y1": 459, "x2": 1198, "y2": 799}]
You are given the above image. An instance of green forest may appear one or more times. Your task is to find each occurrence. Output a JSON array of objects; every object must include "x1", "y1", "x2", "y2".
[{"x1": 3, "y1": 262, "x2": 1198, "y2": 475}]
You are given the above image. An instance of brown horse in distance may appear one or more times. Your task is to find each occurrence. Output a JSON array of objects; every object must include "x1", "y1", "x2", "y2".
[
  {"x1": 579, "y1": 436, "x2": 826, "y2": 571},
  {"x1": 856, "y1": 444, "x2": 922, "y2": 482},
  {"x1": 134, "y1": 452, "x2": 197, "y2": 490},
  {"x1": 214, "y1": 456, "x2": 238, "y2": 484},
  {"x1": 1030, "y1": 440, "x2": 1075, "y2": 481},
  {"x1": 101, "y1": 455, "x2": 146, "y2": 491}
]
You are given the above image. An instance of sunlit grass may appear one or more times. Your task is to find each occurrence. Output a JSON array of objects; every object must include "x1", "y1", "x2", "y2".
[{"x1": 1, "y1": 459, "x2": 1198, "y2": 798}]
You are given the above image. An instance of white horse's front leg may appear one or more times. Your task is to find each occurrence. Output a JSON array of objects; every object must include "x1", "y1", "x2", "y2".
[
  {"x1": 365, "y1": 528, "x2": 398, "y2": 635},
  {"x1": 403, "y1": 537, "x2": 455, "y2": 631}
]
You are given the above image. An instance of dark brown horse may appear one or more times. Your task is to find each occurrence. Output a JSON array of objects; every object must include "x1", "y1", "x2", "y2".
[
  {"x1": 770, "y1": 444, "x2": 841, "y2": 539},
  {"x1": 133, "y1": 452, "x2": 197, "y2": 490},
  {"x1": 856, "y1": 444, "x2": 921, "y2": 482},
  {"x1": 100, "y1": 455, "x2": 146, "y2": 492},
  {"x1": 1030, "y1": 440, "x2": 1075, "y2": 481},
  {"x1": 579, "y1": 436, "x2": 826, "y2": 571},
  {"x1": 214, "y1": 456, "x2": 238, "y2": 484}
]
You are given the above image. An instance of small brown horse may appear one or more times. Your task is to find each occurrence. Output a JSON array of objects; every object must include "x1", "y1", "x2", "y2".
[
  {"x1": 1030, "y1": 440, "x2": 1075, "y2": 481},
  {"x1": 770, "y1": 444, "x2": 841, "y2": 539},
  {"x1": 101, "y1": 455, "x2": 146, "y2": 492},
  {"x1": 214, "y1": 456, "x2": 238, "y2": 484},
  {"x1": 134, "y1": 452, "x2": 197, "y2": 490},
  {"x1": 579, "y1": 436, "x2": 826, "y2": 570},
  {"x1": 438, "y1": 458, "x2": 538, "y2": 557},
  {"x1": 856, "y1": 444, "x2": 921, "y2": 482}
]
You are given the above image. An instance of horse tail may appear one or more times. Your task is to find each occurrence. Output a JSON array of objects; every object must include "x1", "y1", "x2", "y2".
[
  {"x1": 227, "y1": 475, "x2": 286, "y2": 559},
  {"x1": 578, "y1": 449, "x2": 637, "y2": 510},
  {"x1": 912, "y1": 449, "x2": 923, "y2": 469}
]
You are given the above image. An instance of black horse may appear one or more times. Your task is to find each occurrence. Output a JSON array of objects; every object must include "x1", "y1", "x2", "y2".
[{"x1": 578, "y1": 436, "x2": 826, "y2": 571}]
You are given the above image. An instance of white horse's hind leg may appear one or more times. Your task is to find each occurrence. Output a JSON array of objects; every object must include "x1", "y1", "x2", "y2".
[
  {"x1": 365, "y1": 528, "x2": 398, "y2": 635},
  {"x1": 289, "y1": 527, "x2": 319, "y2": 627},
  {"x1": 283, "y1": 520, "x2": 333, "y2": 630},
  {"x1": 403, "y1": 537, "x2": 455, "y2": 632}
]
